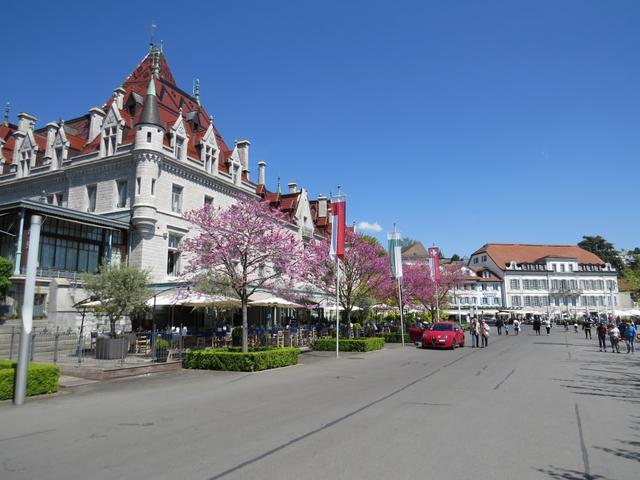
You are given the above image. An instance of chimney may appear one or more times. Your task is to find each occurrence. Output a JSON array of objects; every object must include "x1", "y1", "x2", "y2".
[
  {"x1": 88, "y1": 107, "x2": 105, "y2": 143},
  {"x1": 235, "y1": 139, "x2": 250, "y2": 173},
  {"x1": 258, "y1": 160, "x2": 266, "y2": 185},
  {"x1": 318, "y1": 195, "x2": 327, "y2": 217},
  {"x1": 113, "y1": 87, "x2": 126, "y2": 110},
  {"x1": 288, "y1": 182, "x2": 297, "y2": 193},
  {"x1": 44, "y1": 122, "x2": 59, "y2": 160},
  {"x1": 17, "y1": 112, "x2": 37, "y2": 133}
]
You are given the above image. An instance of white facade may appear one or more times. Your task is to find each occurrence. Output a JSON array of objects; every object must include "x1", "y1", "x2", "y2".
[{"x1": 468, "y1": 246, "x2": 619, "y2": 318}]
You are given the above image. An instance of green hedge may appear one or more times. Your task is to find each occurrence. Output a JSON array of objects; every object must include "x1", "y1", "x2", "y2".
[
  {"x1": 184, "y1": 347, "x2": 299, "y2": 372},
  {"x1": 0, "y1": 359, "x2": 60, "y2": 401},
  {"x1": 380, "y1": 333, "x2": 410, "y2": 343},
  {"x1": 314, "y1": 337, "x2": 385, "y2": 352}
]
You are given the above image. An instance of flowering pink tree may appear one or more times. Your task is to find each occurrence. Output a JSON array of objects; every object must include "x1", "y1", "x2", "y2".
[
  {"x1": 403, "y1": 263, "x2": 466, "y2": 321},
  {"x1": 307, "y1": 231, "x2": 392, "y2": 327},
  {"x1": 182, "y1": 196, "x2": 313, "y2": 352}
]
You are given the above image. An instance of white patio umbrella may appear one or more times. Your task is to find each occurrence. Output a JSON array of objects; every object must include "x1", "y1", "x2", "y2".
[
  {"x1": 248, "y1": 296, "x2": 303, "y2": 308},
  {"x1": 182, "y1": 293, "x2": 241, "y2": 309}
]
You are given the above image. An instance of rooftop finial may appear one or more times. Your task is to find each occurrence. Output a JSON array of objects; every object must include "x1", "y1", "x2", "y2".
[
  {"x1": 277, "y1": 176, "x2": 281, "y2": 194},
  {"x1": 3, "y1": 102, "x2": 9, "y2": 126},
  {"x1": 194, "y1": 78, "x2": 201, "y2": 105}
]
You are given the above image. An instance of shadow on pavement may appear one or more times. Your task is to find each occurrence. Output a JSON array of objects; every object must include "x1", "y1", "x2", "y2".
[
  {"x1": 560, "y1": 373, "x2": 640, "y2": 404},
  {"x1": 534, "y1": 465, "x2": 609, "y2": 480}
]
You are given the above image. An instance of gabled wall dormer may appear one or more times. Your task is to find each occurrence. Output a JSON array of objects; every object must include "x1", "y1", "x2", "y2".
[
  {"x1": 293, "y1": 188, "x2": 314, "y2": 239},
  {"x1": 100, "y1": 104, "x2": 124, "y2": 157},
  {"x1": 0, "y1": 136, "x2": 6, "y2": 170},
  {"x1": 228, "y1": 147, "x2": 242, "y2": 185},
  {"x1": 170, "y1": 112, "x2": 188, "y2": 162},
  {"x1": 88, "y1": 107, "x2": 105, "y2": 143},
  {"x1": 53, "y1": 122, "x2": 70, "y2": 168},
  {"x1": 200, "y1": 120, "x2": 219, "y2": 175},
  {"x1": 13, "y1": 124, "x2": 38, "y2": 178},
  {"x1": 44, "y1": 121, "x2": 69, "y2": 169}
]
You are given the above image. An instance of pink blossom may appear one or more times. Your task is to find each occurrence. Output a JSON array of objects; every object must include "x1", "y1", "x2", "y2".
[
  {"x1": 181, "y1": 196, "x2": 315, "y2": 352},
  {"x1": 306, "y1": 231, "x2": 392, "y2": 322}
]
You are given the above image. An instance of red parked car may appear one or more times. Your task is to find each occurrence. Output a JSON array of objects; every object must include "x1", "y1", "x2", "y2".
[{"x1": 420, "y1": 322, "x2": 465, "y2": 349}]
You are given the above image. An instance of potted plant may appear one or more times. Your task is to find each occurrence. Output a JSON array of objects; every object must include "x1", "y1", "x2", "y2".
[
  {"x1": 153, "y1": 338, "x2": 170, "y2": 362},
  {"x1": 83, "y1": 265, "x2": 151, "y2": 360}
]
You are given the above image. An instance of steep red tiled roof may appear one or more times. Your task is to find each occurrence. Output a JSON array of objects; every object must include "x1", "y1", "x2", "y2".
[
  {"x1": 472, "y1": 243, "x2": 605, "y2": 269},
  {"x1": 2, "y1": 49, "x2": 234, "y2": 170}
]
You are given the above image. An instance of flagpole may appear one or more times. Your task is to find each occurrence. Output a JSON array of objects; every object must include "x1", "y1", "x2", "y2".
[
  {"x1": 335, "y1": 257, "x2": 340, "y2": 358},
  {"x1": 398, "y1": 277, "x2": 405, "y2": 347}
]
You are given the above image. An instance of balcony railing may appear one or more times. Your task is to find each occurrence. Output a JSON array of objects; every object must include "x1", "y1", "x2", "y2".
[{"x1": 549, "y1": 288, "x2": 583, "y2": 295}]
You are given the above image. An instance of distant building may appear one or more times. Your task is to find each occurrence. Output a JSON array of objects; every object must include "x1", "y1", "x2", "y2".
[
  {"x1": 401, "y1": 241, "x2": 429, "y2": 265},
  {"x1": 468, "y1": 244, "x2": 619, "y2": 318},
  {"x1": 448, "y1": 267, "x2": 503, "y2": 318}
]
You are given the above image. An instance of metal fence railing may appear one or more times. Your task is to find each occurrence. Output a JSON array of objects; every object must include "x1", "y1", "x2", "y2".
[{"x1": 0, "y1": 325, "x2": 327, "y2": 368}]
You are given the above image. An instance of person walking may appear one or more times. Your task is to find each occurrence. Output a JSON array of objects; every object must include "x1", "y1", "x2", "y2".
[
  {"x1": 608, "y1": 323, "x2": 621, "y2": 353},
  {"x1": 583, "y1": 318, "x2": 592, "y2": 340},
  {"x1": 513, "y1": 318, "x2": 521, "y2": 336},
  {"x1": 469, "y1": 318, "x2": 479, "y2": 348},
  {"x1": 480, "y1": 319, "x2": 490, "y2": 348},
  {"x1": 533, "y1": 318, "x2": 541, "y2": 336},
  {"x1": 496, "y1": 317, "x2": 504, "y2": 335},
  {"x1": 543, "y1": 317, "x2": 551, "y2": 335},
  {"x1": 624, "y1": 322, "x2": 637, "y2": 354},
  {"x1": 596, "y1": 322, "x2": 607, "y2": 352}
]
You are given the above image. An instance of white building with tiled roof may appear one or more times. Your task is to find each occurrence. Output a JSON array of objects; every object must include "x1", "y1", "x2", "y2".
[
  {"x1": 447, "y1": 267, "x2": 503, "y2": 318},
  {"x1": 468, "y1": 243, "x2": 619, "y2": 318}
]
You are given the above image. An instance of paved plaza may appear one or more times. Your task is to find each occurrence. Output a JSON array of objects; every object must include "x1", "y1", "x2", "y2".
[{"x1": 1, "y1": 326, "x2": 638, "y2": 480}]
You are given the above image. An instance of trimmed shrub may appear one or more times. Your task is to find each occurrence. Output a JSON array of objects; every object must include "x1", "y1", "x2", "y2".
[
  {"x1": 184, "y1": 347, "x2": 299, "y2": 372},
  {"x1": 314, "y1": 337, "x2": 385, "y2": 352},
  {"x1": 381, "y1": 333, "x2": 410, "y2": 343},
  {"x1": 0, "y1": 359, "x2": 60, "y2": 401}
]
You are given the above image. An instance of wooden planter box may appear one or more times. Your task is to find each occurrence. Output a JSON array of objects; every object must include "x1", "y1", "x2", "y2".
[{"x1": 95, "y1": 337, "x2": 129, "y2": 360}]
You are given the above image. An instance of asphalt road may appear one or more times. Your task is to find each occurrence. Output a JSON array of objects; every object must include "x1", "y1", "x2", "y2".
[{"x1": 1, "y1": 326, "x2": 638, "y2": 480}]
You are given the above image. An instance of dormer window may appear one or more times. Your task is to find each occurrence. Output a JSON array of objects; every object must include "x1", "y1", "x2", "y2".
[
  {"x1": 231, "y1": 160, "x2": 241, "y2": 185},
  {"x1": 54, "y1": 147, "x2": 64, "y2": 168},
  {"x1": 100, "y1": 106, "x2": 123, "y2": 158},
  {"x1": 175, "y1": 137, "x2": 185, "y2": 161},
  {"x1": 203, "y1": 145, "x2": 216, "y2": 174},
  {"x1": 20, "y1": 150, "x2": 31, "y2": 176},
  {"x1": 170, "y1": 115, "x2": 189, "y2": 162},
  {"x1": 103, "y1": 126, "x2": 117, "y2": 156}
]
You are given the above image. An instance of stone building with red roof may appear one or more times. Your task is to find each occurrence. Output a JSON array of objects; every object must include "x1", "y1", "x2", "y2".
[{"x1": 0, "y1": 44, "x2": 335, "y2": 329}]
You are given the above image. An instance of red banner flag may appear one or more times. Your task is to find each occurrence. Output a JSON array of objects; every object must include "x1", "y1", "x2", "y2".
[
  {"x1": 330, "y1": 196, "x2": 346, "y2": 260},
  {"x1": 428, "y1": 246, "x2": 441, "y2": 282}
]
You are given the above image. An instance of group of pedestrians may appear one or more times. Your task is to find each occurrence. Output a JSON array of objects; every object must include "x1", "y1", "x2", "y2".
[
  {"x1": 595, "y1": 320, "x2": 637, "y2": 354},
  {"x1": 532, "y1": 318, "x2": 552, "y2": 336},
  {"x1": 468, "y1": 318, "x2": 491, "y2": 348}
]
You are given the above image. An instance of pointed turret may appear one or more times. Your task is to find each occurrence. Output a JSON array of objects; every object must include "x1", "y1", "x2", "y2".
[{"x1": 137, "y1": 79, "x2": 162, "y2": 128}]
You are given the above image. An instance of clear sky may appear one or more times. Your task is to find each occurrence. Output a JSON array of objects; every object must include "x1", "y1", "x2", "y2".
[{"x1": 2, "y1": 0, "x2": 638, "y2": 257}]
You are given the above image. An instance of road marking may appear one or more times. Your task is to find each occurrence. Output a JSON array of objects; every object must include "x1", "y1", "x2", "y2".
[
  {"x1": 0, "y1": 429, "x2": 56, "y2": 443},
  {"x1": 207, "y1": 350, "x2": 476, "y2": 479},
  {"x1": 493, "y1": 369, "x2": 515, "y2": 391},
  {"x1": 574, "y1": 403, "x2": 591, "y2": 477}
]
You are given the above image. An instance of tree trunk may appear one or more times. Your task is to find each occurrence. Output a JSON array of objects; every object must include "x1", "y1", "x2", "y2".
[{"x1": 242, "y1": 299, "x2": 248, "y2": 353}]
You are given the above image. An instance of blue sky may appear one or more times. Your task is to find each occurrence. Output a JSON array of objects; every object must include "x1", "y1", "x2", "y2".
[{"x1": 2, "y1": 0, "x2": 638, "y2": 257}]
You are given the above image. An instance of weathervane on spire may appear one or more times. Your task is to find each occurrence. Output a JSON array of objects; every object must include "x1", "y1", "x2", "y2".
[
  {"x1": 194, "y1": 79, "x2": 201, "y2": 105},
  {"x1": 150, "y1": 20, "x2": 157, "y2": 48},
  {"x1": 3, "y1": 102, "x2": 9, "y2": 127}
]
